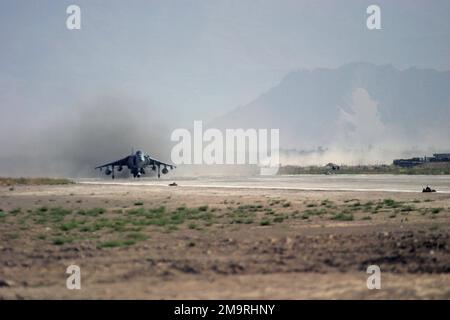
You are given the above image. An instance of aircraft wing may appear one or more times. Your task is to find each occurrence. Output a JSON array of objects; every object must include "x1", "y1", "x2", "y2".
[
  {"x1": 95, "y1": 156, "x2": 130, "y2": 170},
  {"x1": 144, "y1": 155, "x2": 176, "y2": 169}
]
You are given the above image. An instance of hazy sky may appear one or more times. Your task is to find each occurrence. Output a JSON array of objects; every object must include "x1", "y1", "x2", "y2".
[{"x1": 1, "y1": 0, "x2": 449, "y2": 126}]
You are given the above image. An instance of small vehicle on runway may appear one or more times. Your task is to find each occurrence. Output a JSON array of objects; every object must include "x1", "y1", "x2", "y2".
[{"x1": 422, "y1": 186, "x2": 436, "y2": 193}]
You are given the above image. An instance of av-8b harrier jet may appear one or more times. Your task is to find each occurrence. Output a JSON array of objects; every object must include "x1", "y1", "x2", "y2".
[{"x1": 95, "y1": 150, "x2": 175, "y2": 179}]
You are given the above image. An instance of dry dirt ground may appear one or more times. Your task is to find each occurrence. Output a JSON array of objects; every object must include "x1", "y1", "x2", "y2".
[{"x1": 0, "y1": 182, "x2": 449, "y2": 299}]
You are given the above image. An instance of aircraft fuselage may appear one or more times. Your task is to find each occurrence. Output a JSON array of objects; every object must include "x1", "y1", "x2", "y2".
[{"x1": 96, "y1": 150, "x2": 175, "y2": 179}]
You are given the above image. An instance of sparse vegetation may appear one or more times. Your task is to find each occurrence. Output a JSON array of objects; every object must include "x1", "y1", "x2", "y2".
[
  {"x1": 1, "y1": 186, "x2": 447, "y2": 252},
  {"x1": 229, "y1": 206, "x2": 255, "y2": 224},
  {"x1": 78, "y1": 208, "x2": 106, "y2": 216},
  {"x1": 269, "y1": 199, "x2": 281, "y2": 206},
  {"x1": 303, "y1": 208, "x2": 327, "y2": 217},
  {"x1": 431, "y1": 208, "x2": 442, "y2": 214},
  {"x1": 1, "y1": 175, "x2": 450, "y2": 301},
  {"x1": 6, "y1": 233, "x2": 20, "y2": 240},
  {"x1": 400, "y1": 205, "x2": 415, "y2": 212},
  {"x1": 52, "y1": 236, "x2": 74, "y2": 245},
  {"x1": 98, "y1": 239, "x2": 136, "y2": 248},
  {"x1": 188, "y1": 222, "x2": 199, "y2": 229},
  {"x1": 383, "y1": 199, "x2": 402, "y2": 208},
  {"x1": 331, "y1": 213, "x2": 354, "y2": 221},
  {"x1": 60, "y1": 220, "x2": 80, "y2": 231},
  {"x1": 0, "y1": 177, "x2": 73, "y2": 186},
  {"x1": 9, "y1": 208, "x2": 21, "y2": 214}
]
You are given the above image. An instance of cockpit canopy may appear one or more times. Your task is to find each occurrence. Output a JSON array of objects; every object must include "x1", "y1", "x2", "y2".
[{"x1": 135, "y1": 150, "x2": 145, "y2": 162}]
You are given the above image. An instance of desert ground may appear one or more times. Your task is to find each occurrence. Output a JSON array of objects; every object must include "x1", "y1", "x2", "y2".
[{"x1": 0, "y1": 176, "x2": 449, "y2": 299}]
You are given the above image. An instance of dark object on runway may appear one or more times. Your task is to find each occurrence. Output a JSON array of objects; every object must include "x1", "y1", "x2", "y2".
[
  {"x1": 422, "y1": 186, "x2": 436, "y2": 193},
  {"x1": 169, "y1": 182, "x2": 178, "y2": 187}
]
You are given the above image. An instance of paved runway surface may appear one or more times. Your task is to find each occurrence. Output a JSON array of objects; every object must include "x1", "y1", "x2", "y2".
[{"x1": 78, "y1": 174, "x2": 450, "y2": 193}]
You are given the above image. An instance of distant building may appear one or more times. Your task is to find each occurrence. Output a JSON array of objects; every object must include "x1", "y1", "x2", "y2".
[
  {"x1": 431, "y1": 153, "x2": 450, "y2": 161},
  {"x1": 393, "y1": 153, "x2": 450, "y2": 167},
  {"x1": 393, "y1": 157, "x2": 425, "y2": 167}
]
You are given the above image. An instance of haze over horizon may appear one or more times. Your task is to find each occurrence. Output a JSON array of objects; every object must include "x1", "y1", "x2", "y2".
[{"x1": 0, "y1": 1, "x2": 449, "y2": 176}]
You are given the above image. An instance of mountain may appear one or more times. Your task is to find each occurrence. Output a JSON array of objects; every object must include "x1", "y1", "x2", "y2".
[{"x1": 211, "y1": 63, "x2": 450, "y2": 159}]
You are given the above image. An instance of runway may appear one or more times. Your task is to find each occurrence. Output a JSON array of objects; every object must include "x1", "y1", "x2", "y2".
[{"x1": 77, "y1": 174, "x2": 450, "y2": 193}]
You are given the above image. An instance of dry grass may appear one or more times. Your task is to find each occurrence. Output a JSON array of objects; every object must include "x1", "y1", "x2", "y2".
[{"x1": 0, "y1": 177, "x2": 73, "y2": 186}]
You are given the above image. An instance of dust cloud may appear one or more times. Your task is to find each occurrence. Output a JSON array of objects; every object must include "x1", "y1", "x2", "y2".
[
  {"x1": 1, "y1": 88, "x2": 448, "y2": 177},
  {"x1": 279, "y1": 88, "x2": 449, "y2": 166},
  {"x1": 0, "y1": 96, "x2": 173, "y2": 178}
]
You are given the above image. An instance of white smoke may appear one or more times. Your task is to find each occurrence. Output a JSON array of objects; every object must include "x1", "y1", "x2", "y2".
[{"x1": 279, "y1": 88, "x2": 447, "y2": 166}]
